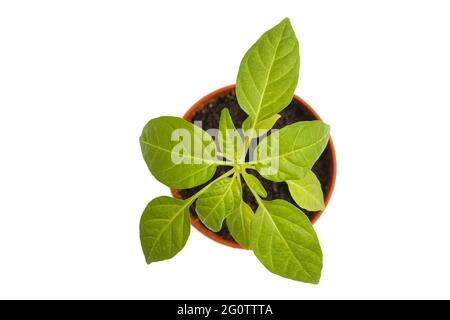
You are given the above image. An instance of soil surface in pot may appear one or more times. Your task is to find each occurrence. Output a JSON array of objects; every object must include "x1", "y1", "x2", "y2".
[{"x1": 177, "y1": 90, "x2": 333, "y2": 244}]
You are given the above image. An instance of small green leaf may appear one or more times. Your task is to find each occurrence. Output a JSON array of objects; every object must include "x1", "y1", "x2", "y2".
[
  {"x1": 227, "y1": 202, "x2": 254, "y2": 249},
  {"x1": 250, "y1": 199, "x2": 322, "y2": 284},
  {"x1": 219, "y1": 108, "x2": 245, "y2": 161},
  {"x1": 236, "y1": 18, "x2": 299, "y2": 123},
  {"x1": 140, "y1": 116, "x2": 218, "y2": 189},
  {"x1": 253, "y1": 121, "x2": 329, "y2": 182},
  {"x1": 242, "y1": 171, "x2": 267, "y2": 198},
  {"x1": 287, "y1": 171, "x2": 325, "y2": 211},
  {"x1": 242, "y1": 114, "x2": 281, "y2": 139},
  {"x1": 140, "y1": 197, "x2": 190, "y2": 264},
  {"x1": 196, "y1": 176, "x2": 242, "y2": 232}
]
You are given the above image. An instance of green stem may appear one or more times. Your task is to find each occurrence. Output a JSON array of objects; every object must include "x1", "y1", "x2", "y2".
[
  {"x1": 242, "y1": 136, "x2": 251, "y2": 162},
  {"x1": 186, "y1": 168, "x2": 235, "y2": 205},
  {"x1": 241, "y1": 170, "x2": 264, "y2": 206},
  {"x1": 241, "y1": 161, "x2": 257, "y2": 166},
  {"x1": 235, "y1": 162, "x2": 256, "y2": 170},
  {"x1": 243, "y1": 117, "x2": 259, "y2": 155},
  {"x1": 210, "y1": 159, "x2": 234, "y2": 166}
]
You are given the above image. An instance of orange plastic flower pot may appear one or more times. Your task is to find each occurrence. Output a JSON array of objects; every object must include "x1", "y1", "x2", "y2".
[{"x1": 171, "y1": 84, "x2": 337, "y2": 249}]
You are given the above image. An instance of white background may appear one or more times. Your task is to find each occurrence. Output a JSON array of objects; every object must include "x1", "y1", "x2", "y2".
[{"x1": 1, "y1": 0, "x2": 449, "y2": 300}]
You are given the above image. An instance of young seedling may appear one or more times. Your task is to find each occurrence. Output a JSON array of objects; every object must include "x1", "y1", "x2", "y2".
[{"x1": 139, "y1": 18, "x2": 330, "y2": 284}]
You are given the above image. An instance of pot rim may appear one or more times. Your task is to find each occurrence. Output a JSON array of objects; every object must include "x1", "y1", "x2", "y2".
[{"x1": 170, "y1": 84, "x2": 337, "y2": 249}]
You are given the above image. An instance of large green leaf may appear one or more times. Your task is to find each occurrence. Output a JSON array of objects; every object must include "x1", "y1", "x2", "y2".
[
  {"x1": 236, "y1": 18, "x2": 299, "y2": 124},
  {"x1": 195, "y1": 176, "x2": 242, "y2": 232},
  {"x1": 140, "y1": 116, "x2": 218, "y2": 188},
  {"x1": 140, "y1": 197, "x2": 190, "y2": 264},
  {"x1": 287, "y1": 171, "x2": 325, "y2": 211},
  {"x1": 242, "y1": 114, "x2": 281, "y2": 139},
  {"x1": 253, "y1": 121, "x2": 329, "y2": 182},
  {"x1": 219, "y1": 108, "x2": 244, "y2": 161},
  {"x1": 227, "y1": 202, "x2": 254, "y2": 249},
  {"x1": 250, "y1": 199, "x2": 322, "y2": 284},
  {"x1": 242, "y1": 171, "x2": 267, "y2": 198}
]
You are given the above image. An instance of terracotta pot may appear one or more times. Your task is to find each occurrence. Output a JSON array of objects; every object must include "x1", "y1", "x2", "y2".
[{"x1": 171, "y1": 84, "x2": 337, "y2": 249}]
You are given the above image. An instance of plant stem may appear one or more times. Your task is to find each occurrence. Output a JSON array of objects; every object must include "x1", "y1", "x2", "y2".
[
  {"x1": 210, "y1": 159, "x2": 234, "y2": 166},
  {"x1": 241, "y1": 136, "x2": 251, "y2": 162},
  {"x1": 241, "y1": 161, "x2": 257, "y2": 166},
  {"x1": 241, "y1": 169, "x2": 264, "y2": 207},
  {"x1": 243, "y1": 117, "x2": 259, "y2": 156},
  {"x1": 234, "y1": 163, "x2": 256, "y2": 170},
  {"x1": 186, "y1": 168, "x2": 235, "y2": 205}
]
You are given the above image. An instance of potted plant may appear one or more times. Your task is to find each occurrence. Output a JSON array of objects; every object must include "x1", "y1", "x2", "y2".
[{"x1": 139, "y1": 18, "x2": 336, "y2": 284}]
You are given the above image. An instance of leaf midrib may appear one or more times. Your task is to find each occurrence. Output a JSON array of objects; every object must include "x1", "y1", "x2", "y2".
[
  {"x1": 140, "y1": 139, "x2": 219, "y2": 165},
  {"x1": 237, "y1": 204, "x2": 251, "y2": 246},
  {"x1": 143, "y1": 202, "x2": 189, "y2": 262},
  {"x1": 251, "y1": 22, "x2": 288, "y2": 125},
  {"x1": 257, "y1": 133, "x2": 328, "y2": 163},
  {"x1": 200, "y1": 176, "x2": 236, "y2": 226},
  {"x1": 259, "y1": 202, "x2": 315, "y2": 281},
  {"x1": 288, "y1": 180, "x2": 323, "y2": 207}
]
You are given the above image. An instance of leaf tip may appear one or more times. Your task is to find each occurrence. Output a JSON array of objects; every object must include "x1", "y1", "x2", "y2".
[
  {"x1": 281, "y1": 17, "x2": 291, "y2": 25},
  {"x1": 143, "y1": 251, "x2": 153, "y2": 265},
  {"x1": 221, "y1": 107, "x2": 230, "y2": 116}
]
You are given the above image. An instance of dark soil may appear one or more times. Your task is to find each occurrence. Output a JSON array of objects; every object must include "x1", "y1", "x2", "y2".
[{"x1": 177, "y1": 89, "x2": 334, "y2": 243}]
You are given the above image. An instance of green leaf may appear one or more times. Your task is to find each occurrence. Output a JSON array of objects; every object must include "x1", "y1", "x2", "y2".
[
  {"x1": 219, "y1": 108, "x2": 245, "y2": 161},
  {"x1": 242, "y1": 114, "x2": 281, "y2": 139},
  {"x1": 140, "y1": 197, "x2": 190, "y2": 264},
  {"x1": 242, "y1": 171, "x2": 267, "y2": 198},
  {"x1": 196, "y1": 175, "x2": 242, "y2": 232},
  {"x1": 253, "y1": 120, "x2": 329, "y2": 182},
  {"x1": 250, "y1": 199, "x2": 322, "y2": 284},
  {"x1": 287, "y1": 171, "x2": 325, "y2": 211},
  {"x1": 140, "y1": 116, "x2": 218, "y2": 189},
  {"x1": 236, "y1": 18, "x2": 299, "y2": 124},
  {"x1": 227, "y1": 202, "x2": 254, "y2": 249}
]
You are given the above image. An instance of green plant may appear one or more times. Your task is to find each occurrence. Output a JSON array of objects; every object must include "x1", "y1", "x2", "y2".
[{"x1": 139, "y1": 18, "x2": 330, "y2": 284}]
